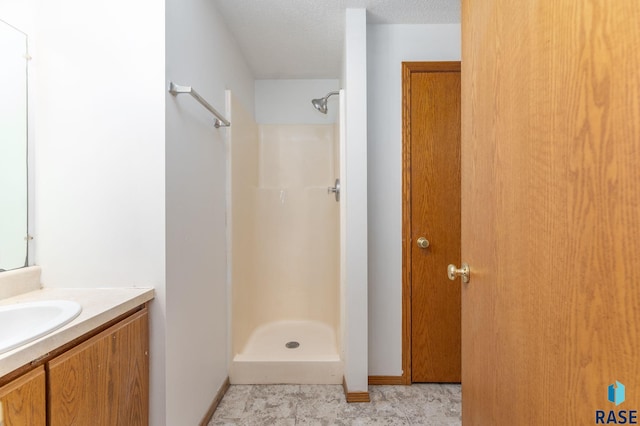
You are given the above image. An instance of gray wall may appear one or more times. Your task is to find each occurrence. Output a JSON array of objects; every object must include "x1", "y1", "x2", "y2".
[
  {"x1": 165, "y1": 0, "x2": 254, "y2": 423},
  {"x1": 367, "y1": 24, "x2": 461, "y2": 376}
]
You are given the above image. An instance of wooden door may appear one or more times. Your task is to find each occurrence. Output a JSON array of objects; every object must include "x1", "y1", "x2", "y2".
[
  {"x1": 403, "y1": 62, "x2": 461, "y2": 383},
  {"x1": 49, "y1": 309, "x2": 149, "y2": 426},
  {"x1": 0, "y1": 366, "x2": 45, "y2": 425},
  {"x1": 461, "y1": 0, "x2": 640, "y2": 423}
]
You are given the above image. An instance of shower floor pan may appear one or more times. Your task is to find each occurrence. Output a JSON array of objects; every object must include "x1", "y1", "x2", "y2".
[{"x1": 230, "y1": 320, "x2": 343, "y2": 384}]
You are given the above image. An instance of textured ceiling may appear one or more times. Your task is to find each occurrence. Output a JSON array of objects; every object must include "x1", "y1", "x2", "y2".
[{"x1": 213, "y1": 0, "x2": 460, "y2": 79}]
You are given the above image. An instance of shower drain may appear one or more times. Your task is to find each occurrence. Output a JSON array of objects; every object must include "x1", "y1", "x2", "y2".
[{"x1": 285, "y1": 341, "x2": 300, "y2": 349}]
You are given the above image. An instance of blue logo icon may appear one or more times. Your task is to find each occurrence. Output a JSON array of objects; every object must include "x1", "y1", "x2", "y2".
[
  {"x1": 596, "y1": 381, "x2": 636, "y2": 424},
  {"x1": 609, "y1": 381, "x2": 626, "y2": 406}
]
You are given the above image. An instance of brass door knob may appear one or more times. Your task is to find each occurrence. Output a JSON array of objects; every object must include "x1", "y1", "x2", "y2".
[
  {"x1": 417, "y1": 237, "x2": 430, "y2": 249},
  {"x1": 447, "y1": 263, "x2": 470, "y2": 283}
]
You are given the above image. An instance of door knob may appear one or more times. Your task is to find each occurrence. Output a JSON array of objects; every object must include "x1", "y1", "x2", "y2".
[
  {"x1": 416, "y1": 237, "x2": 430, "y2": 248},
  {"x1": 328, "y1": 178, "x2": 340, "y2": 202},
  {"x1": 447, "y1": 263, "x2": 470, "y2": 283}
]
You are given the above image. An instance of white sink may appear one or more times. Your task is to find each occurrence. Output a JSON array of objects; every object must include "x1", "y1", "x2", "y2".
[{"x1": 0, "y1": 300, "x2": 82, "y2": 355}]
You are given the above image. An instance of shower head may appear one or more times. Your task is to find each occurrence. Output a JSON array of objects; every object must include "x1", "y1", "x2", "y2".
[
  {"x1": 311, "y1": 91, "x2": 340, "y2": 114},
  {"x1": 311, "y1": 97, "x2": 328, "y2": 114}
]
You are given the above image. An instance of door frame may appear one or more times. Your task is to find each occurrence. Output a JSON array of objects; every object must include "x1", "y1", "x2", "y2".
[{"x1": 401, "y1": 61, "x2": 461, "y2": 384}]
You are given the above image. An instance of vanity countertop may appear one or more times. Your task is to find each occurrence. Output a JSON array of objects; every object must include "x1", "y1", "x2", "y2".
[{"x1": 0, "y1": 286, "x2": 154, "y2": 379}]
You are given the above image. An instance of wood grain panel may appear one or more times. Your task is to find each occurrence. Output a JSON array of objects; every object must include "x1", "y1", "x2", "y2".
[
  {"x1": 0, "y1": 305, "x2": 146, "y2": 389},
  {"x1": 48, "y1": 309, "x2": 149, "y2": 426},
  {"x1": 462, "y1": 0, "x2": 640, "y2": 423},
  {"x1": 368, "y1": 375, "x2": 405, "y2": 385},
  {"x1": 403, "y1": 62, "x2": 461, "y2": 383},
  {"x1": 401, "y1": 63, "x2": 413, "y2": 385},
  {"x1": 0, "y1": 366, "x2": 45, "y2": 425},
  {"x1": 342, "y1": 377, "x2": 371, "y2": 403}
]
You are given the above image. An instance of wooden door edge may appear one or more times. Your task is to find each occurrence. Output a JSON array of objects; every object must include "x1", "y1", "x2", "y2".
[
  {"x1": 401, "y1": 61, "x2": 462, "y2": 386},
  {"x1": 401, "y1": 61, "x2": 414, "y2": 386}
]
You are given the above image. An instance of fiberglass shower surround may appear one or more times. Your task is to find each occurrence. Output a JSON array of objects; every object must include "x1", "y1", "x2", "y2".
[{"x1": 228, "y1": 91, "x2": 342, "y2": 384}]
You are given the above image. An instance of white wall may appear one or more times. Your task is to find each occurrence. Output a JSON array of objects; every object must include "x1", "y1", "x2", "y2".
[
  {"x1": 367, "y1": 24, "x2": 461, "y2": 376},
  {"x1": 0, "y1": 1, "x2": 34, "y2": 33},
  {"x1": 31, "y1": 1, "x2": 166, "y2": 286},
  {"x1": 255, "y1": 79, "x2": 339, "y2": 124},
  {"x1": 28, "y1": 0, "x2": 167, "y2": 422},
  {"x1": 165, "y1": 0, "x2": 253, "y2": 424},
  {"x1": 342, "y1": 8, "x2": 369, "y2": 393},
  {"x1": 14, "y1": 0, "x2": 253, "y2": 424}
]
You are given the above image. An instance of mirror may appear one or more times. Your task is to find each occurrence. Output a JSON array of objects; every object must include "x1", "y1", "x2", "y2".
[{"x1": 0, "y1": 19, "x2": 29, "y2": 271}]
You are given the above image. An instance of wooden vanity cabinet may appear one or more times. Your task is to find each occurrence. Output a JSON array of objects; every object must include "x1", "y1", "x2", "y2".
[
  {"x1": 0, "y1": 305, "x2": 148, "y2": 426},
  {"x1": 0, "y1": 366, "x2": 46, "y2": 425},
  {"x1": 48, "y1": 308, "x2": 149, "y2": 426}
]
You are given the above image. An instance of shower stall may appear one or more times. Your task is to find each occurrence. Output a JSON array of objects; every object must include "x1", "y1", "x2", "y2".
[{"x1": 227, "y1": 87, "x2": 344, "y2": 384}]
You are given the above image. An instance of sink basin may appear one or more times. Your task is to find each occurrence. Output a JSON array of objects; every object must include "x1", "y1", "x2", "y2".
[{"x1": 0, "y1": 300, "x2": 82, "y2": 355}]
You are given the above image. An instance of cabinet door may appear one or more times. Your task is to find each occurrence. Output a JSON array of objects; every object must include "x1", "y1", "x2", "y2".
[
  {"x1": 0, "y1": 366, "x2": 45, "y2": 426},
  {"x1": 48, "y1": 309, "x2": 149, "y2": 426}
]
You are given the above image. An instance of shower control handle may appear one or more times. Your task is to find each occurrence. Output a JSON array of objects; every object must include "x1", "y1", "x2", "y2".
[{"x1": 328, "y1": 178, "x2": 340, "y2": 202}]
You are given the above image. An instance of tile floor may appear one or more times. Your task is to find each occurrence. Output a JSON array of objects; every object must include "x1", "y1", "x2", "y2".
[{"x1": 209, "y1": 384, "x2": 461, "y2": 425}]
